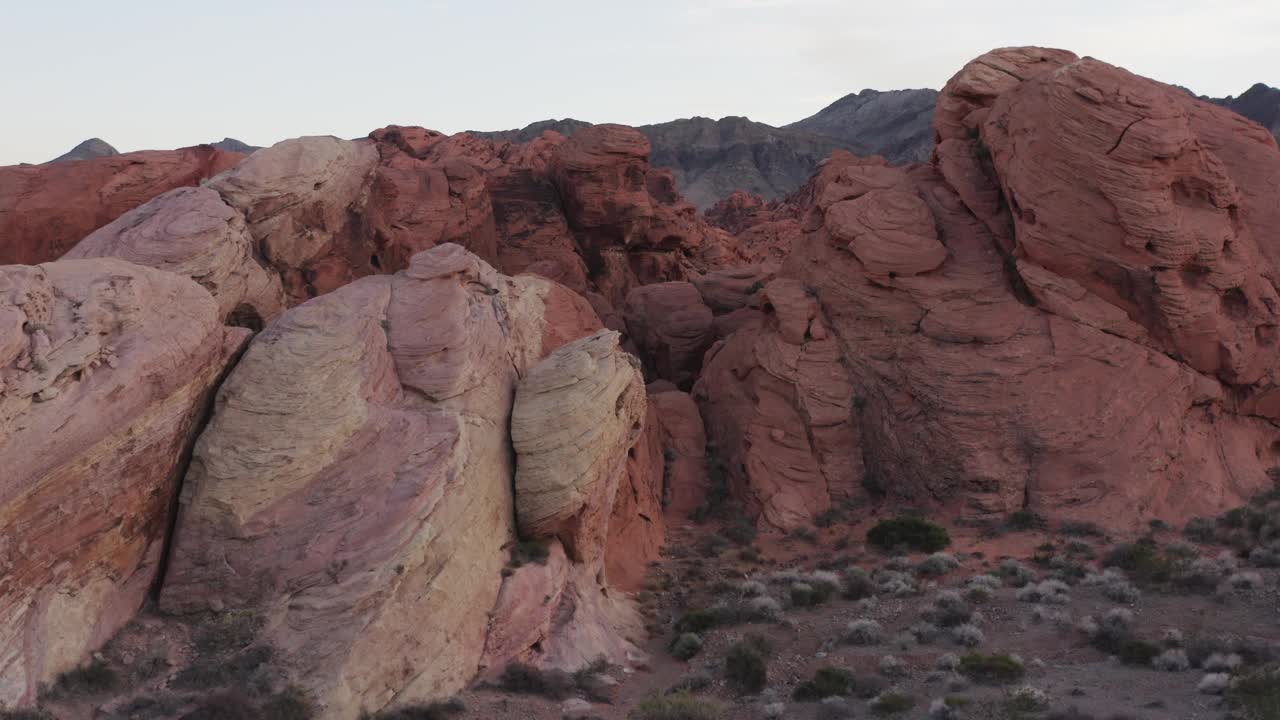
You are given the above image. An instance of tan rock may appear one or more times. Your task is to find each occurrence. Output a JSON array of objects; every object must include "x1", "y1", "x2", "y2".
[
  {"x1": 159, "y1": 244, "x2": 599, "y2": 718},
  {"x1": 67, "y1": 186, "x2": 287, "y2": 328}
]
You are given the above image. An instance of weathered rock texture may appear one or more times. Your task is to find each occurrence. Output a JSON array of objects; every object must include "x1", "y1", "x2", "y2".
[
  {"x1": 697, "y1": 48, "x2": 1280, "y2": 531},
  {"x1": 553, "y1": 124, "x2": 739, "y2": 307},
  {"x1": 159, "y1": 245, "x2": 643, "y2": 718},
  {"x1": 66, "y1": 186, "x2": 287, "y2": 328},
  {"x1": 63, "y1": 127, "x2": 731, "y2": 322},
  {"x1": 493, "y1": 329, "x2": 649, "y2": 666},
  {"x1": 623, "y1": 282, "x2": 714, "y2": 390},
  {"x1": 0, "y1": 145, "x2": 245, "y2": 265},
  {"x1": 0, "y1": 259, "x2": 247, "y2": 707}
]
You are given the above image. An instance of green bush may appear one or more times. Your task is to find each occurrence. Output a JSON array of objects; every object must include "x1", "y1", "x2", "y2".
[
  {"x1": 1006, "y1": 510, "x2": 1046, "y2": 531},
  {"x1": 674, "y1": 609, "x2": 721, "y2": 635},
  {"x1": 1227, "y1": 665, "x2": 1280, "y2": 720},
  {"x1": 1103, "y1": 539, "x2": 1184, "y2": 588},
  {"x1": 793, "y1": 666, "x2": 856, "y2": 700},
  {"x1": 724, "y1": 641, "x2": 767, "y2": 694},
  {"x1": 870, "y1": 690, "x2": 916, "y2": 715},
  {"x1": 866, "y1": 517, "x2": 950, "y2": 553},
  {"x1": 1115, "y1": 638, "x2": 1162, "y2": 667},
  {"x1": 47, "y1": 658, "x2": 120, "y2": 697},
  {"x1": 497, "y1": 662, "x2": 574, "y2": 699},
  {"x1": 957, "y1": 653, "x2": 1026, "y2": 684},
  {"x1": 364, "y1": 697, "x2": 466, "y2": 719},
  {"x1": 670, "y1": 633, "x2": 703, "y2": 660},
  {"x1": 509, "y1": 540, "x2": 550, "y2": 568},
  {"x1": 630, "y1": 692, "x2": 722, "y2": 720}
]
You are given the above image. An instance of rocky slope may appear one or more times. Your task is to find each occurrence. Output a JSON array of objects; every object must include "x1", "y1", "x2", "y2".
[
  {"x1": 48, "y1": 138, "x2": 119, "y2": 163},
  {"x1": 784, "y1": 87, "x2": 938, "y2": 164},
  {"x1": 1211, "y1": 83, "x2": 1280, "y2": 141}
]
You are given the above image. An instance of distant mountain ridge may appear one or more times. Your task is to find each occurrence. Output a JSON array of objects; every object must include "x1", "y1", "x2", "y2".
[
  {"x1": 45, "y1": 137, "x2": 260, "y2": 164},
  {"x1": 471, "y1": 89, "x2": 937, "y2": 208},
  {"x1": 1209, "y1": 83, "x2": 1280, "y2": 141},
  {"x1": 49, "y1": 138, "x2": 119, "y2": 163}
]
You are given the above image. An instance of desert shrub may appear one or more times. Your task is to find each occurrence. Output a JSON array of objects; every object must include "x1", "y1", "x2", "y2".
[
  {"x1": 191, "y1": 610, "x2": 263, "y2": 655},
  {"x1": 46, "y1": 658, "x2": 119, "y2": 698},
  {"x1": 911, "y1": 622, "x2": 942, "y2": 644},
  {"x1": 950, "y1": 624, "x2": 984, "y2": 647},
  {"x1": 1104, "y1": 539, "x2": 1189, "y2": 589},
  {"x1": 724, "y1": 641, "x2": 767, "y2": 694},
  {"x1": 793, "y1": 666, "x2": 857, "y2": 700},
  {"x1": 925, "y1": 590, "x2": 973, "y2": 627},
  {"x1": 1250, "y1": 542, "x2": 1280, "y2": 568},
  {"x1": 668, "y1": 671, "x2": 713, "y2": 694},
  {"x1": 630, "y1": 692, "x2": 722, "y2": 720},
  {"x1": 1004, "y1": 685, "x2": 1049, "y2": 713},
  {"x1": 1228, "y1": 665, "x2": 1280, "y2": 719},
  {"x1": 1016, "y1": 580, "x2": 1070, "y2": 605},
  {"x1": 788, "y1": 526, "x2": 819, "y2": 544},
  {"x1": 497, "y1": 662, "x2": 574, "y2": 699},
  {"x1": 998, "y1": 559, "x2": 1037, "y2": 587},
  {"x1": 844, "y1": 619, "x2": 884, "y2": 645},
  {"x1": 1059, "y1": 520, "x2": 1106, "y2": 537},
  {"x1": 180, "y1": 690, "x2": 260, "y2": 720},
  {"x1": 917, "y1": 553, "x2": 960, "y2": 577},
  {"x1": 670, "y1": 633, "x2": 703, "y2": 660},
  {"x1": 508, "y1": 540, "x2": 549, "y2": 568},
  {"x1": 869, "y1": 690, "x2": 916, "y2": 715},
  {"x1": 957, "y1": 653, "x2": 1025, "y2": 684},
  {"x1": 1203, "y1": 652, "x2": 1245, "y2": 672},
  {"x1": 673, "y1": 609, "x2": 720, "y2": 635},
  {"x1": 172, "y1": 645, "x2": 272, "y2": 690},
  {"x1": 1006, "y1": 510, "x2": 1046, "y2": 531},
  {"x1": 868, "y1": 517, "x2": 950, "y2": 553},
  {"x1": 879, "y1": 654, "x2": 907, "y2": 677},
  {"x1": 1153, "y1": 649, "x2": 1190, "y2": 672},
  {"x1": 842, "y1": 567, "x2": 876, "y2": 600},
  {"x1": 0, "y1": 711, "x2": 55, "y2": 720},
  {"x1": 1227, "y1": 570, "x2": 1265, "y2": 591},
  {"x1": 1184, "y1": 516, "x2": 1217, "y2": 542},
  {"x1": 1199, "y1": 672, "x2": 1231, "y2": 695},
  {"x1": 367, "y1": 697, "x2": 465, "y2": 719}
]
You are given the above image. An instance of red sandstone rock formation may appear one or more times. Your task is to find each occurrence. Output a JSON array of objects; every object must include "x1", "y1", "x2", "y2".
[
  {"x1": 0, "y1": 146, "x2": 244, "y2": 265},
  {"x1": 623, "y1": 281, "x2": 715, "y2": 390},
  {"x1": 696, "y1": 49, "x2": 1280, "y2": 531},
  {"x1": 0, "y1": 259, "x2": 248, "y2": 706}
]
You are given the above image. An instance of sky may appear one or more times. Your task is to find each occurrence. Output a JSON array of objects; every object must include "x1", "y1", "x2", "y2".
[{"x1": 2, "y1": 0, "x2": 1278, "y2": 165}]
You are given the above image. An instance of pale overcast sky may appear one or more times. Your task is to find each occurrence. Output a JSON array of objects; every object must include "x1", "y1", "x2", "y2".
[{"x1": 1, "y1": 0, "x2": 1277, "y2": 165}]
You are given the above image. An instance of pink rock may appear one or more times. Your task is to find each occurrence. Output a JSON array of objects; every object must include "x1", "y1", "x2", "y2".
[
  {"x1": 0, "y1": 259, "x2": 247, "y2": 707},
  {"x1": 159, "y1": 245, "x2": 613, "y2": 718}
]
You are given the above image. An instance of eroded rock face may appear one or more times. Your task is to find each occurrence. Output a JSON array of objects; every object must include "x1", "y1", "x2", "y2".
[
  {"x1": 158, "y1": 245, "x2": 636, "y2": 718},
  {"x1": 66, "y1": 186, "x2": 287, "y2": 328},
  {"x1": 623, "y1": 282, "x2": 714, "y2": 390},
  {"x1": 649, "y1": 387, "x2": 708, "y2": 518},
  {"x1": 512, "y1": 330, "x2": 646, "y2": 561},
  {"x1": 553, "y1": 124, "x2": 741, "y2": 306},
  {"x1": 698, "y1": 50, "x2": 1280, "y2": 530},
  {"x1": 0, "y1": 259, "x2": 247, "y2": 707},
  {"x1": 489, "y1": 329, "x2": 649, "y2": 669},
  {"x1": 0, "y1": 145, "x2": 245, "y2": 265}
]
